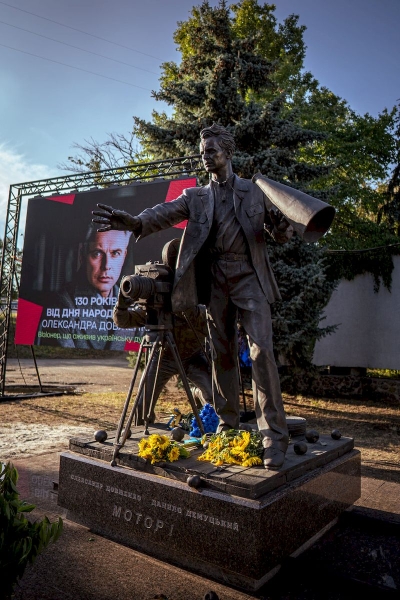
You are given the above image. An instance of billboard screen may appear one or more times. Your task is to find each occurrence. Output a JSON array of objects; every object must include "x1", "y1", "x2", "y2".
[{"x1": 15, "y1": 177, "x2": 196, "y2": 351}]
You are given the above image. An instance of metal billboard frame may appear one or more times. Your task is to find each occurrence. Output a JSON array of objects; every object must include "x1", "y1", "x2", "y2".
[{"x1": 0, "y1": 155, "x2": 203, "y2": 398}]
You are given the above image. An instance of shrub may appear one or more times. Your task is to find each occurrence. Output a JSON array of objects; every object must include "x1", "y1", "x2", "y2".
[{"x1": 0, "y1": 462, "x2": 63, "y2": 599}]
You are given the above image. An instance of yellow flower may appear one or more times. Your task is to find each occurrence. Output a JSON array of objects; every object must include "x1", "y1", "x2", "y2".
[
  {"x1": 138, "y1": 434, "x2": 190, "y2": 464},
  {"x1": 138, "y1": 447, "x2": 153, "y2": 461},
  {"x1": 232, "y1": 431, "x2": 250, "y2": 451},
  {"x1": 230, "y1": 447, "x2": 244, "y2": 457},
  {"x1": 138, "y1": 438, "x2": 150, "y2": 452},
  {"x1": 167, "y1": 446, "x2": 180, "y2": 462},
  {"x1": 197, "y1": 431, "x2": 263, "y2": 467},
  {"x1": 159, "y1": 436, "x2": 171, "y2": 451},
  {"x1": 242, "y1": 456, "x2": 263, "y2": 467},
  {"x1": 148, "y1": 434, "x2": 170, "y2": 450}
]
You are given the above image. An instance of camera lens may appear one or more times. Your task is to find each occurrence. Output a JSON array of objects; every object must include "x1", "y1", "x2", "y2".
[{"x1": 121, "y1": 275, "x2": 155, "y2": 301}]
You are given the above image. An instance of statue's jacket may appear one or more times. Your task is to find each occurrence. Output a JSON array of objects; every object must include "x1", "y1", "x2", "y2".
[{"x1": 136, "y1": 176, "x2": 282, "y2": 312}]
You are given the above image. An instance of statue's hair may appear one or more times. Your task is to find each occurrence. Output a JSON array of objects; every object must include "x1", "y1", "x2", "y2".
[{"x1": 200, "y1": 123, "x2": 236, "y2": 156}]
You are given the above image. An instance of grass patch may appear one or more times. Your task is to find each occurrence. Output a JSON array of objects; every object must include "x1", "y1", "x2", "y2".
[{"x1": 367, "y1": 369, "x2": 400, "y2": 379}]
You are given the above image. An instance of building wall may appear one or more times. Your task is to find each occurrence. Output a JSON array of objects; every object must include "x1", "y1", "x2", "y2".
[{"x1": 313, "y1": 256, "x2": 400, "y2": 370}]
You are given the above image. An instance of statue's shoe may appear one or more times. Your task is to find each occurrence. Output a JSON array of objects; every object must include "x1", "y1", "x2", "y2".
[
  {"x1": 239, "y1": 423, "x2": 253, "y2": 432},
  {"x1": 263, "y1": 446, "x2": 285, "y2": 470},
  {"x1": 216, "y1": 421, "x2": 239, "y2": 433},
  {"x1": 216, "y1": 423, "x2": 233, "y2": 433}
]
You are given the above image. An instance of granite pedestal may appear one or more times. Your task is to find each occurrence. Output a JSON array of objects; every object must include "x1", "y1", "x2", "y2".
[{"x1": 58, "y1": 427, "x2": 361, "y2": 591}]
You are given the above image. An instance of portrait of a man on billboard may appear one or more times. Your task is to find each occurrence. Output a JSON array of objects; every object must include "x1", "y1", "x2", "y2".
[
  {"x1": 15, "y1": 178, "x2": 195, "y2": 351},
  {"x1": 35, "y1": 223, "x2": 136, "y2": 350}
]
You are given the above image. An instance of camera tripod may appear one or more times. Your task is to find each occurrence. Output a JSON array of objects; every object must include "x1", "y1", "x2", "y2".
[{"x1": 110, "y1": 319, "x2": 205, "y2": 466}]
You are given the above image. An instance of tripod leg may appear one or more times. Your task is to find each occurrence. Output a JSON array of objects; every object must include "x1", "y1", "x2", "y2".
[
  {"x1": 114, "y1": 334, "x2": 162, "y2": 457},
  {"x1": 165, "y1": 332, "x2": 205, "y2": 435},
  {"x1": 144, "y1": 334, "x2": 166, "y2": 435},
  {"x1": 133, "y1": 346, "x2": 149, "y2": 426},
  {"x1": 111, "y1": 337, "x2": 147, "y2": 465}
]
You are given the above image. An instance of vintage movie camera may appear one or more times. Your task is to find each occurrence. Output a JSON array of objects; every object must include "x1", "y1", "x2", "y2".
[
  {"x1": 119, "y1": 238, "x2": 180, "y2": 324},
  {"x1": 120, "y1": 262, "x2": 173, "y2": 318}
]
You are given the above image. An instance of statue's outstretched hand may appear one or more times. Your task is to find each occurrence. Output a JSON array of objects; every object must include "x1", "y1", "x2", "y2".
[{"x1": 92, "y1": 203, "x2": 141, "y2": 233}]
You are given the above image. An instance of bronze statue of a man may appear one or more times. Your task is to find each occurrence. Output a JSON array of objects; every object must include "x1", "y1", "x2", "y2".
[{"x1": 93, "y1": 124, "x2": 293, "y2": 469}]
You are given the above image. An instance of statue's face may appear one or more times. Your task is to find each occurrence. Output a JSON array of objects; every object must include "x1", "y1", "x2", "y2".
[
  {"x1": 85, "y1": 230, "x2": 129, "y2": 297},
  {"x1": 200, "y1": 136, "x2": 230, "y2": 174}
]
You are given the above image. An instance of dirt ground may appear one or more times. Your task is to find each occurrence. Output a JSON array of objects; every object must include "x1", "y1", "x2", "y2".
[
  {"x1": 4, "y1": 356, "x2": 133, "y2": 393},
  {"x1": 1, "y1": 357, "x2": 399, "y2": 482}
]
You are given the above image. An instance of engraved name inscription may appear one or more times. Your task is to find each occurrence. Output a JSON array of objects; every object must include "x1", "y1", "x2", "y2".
[
  {"x1": 69, "y1": 472, "x2": 240, "y2": 533},
  {"x1": 105, "y1": 485, "x2": 141, "y2": 501},
  {"x1": 185, "y1": 510, "x2": 239, "y2": 531},
  {"x1": 70, "y1": 474, "x2": 103, "y2": 489},
  {"x1": 112, "y1": 506, "x2": 174, "y2": 536},
  {"x1": 149, "y1": 498, "x2": 239, "y2": 531},
  {"x1": 150, "y1": 499, "x2": 182, "y2": 513},
  {"x1": 70, "y1": 474, "x2": 141, "y2": 501}
]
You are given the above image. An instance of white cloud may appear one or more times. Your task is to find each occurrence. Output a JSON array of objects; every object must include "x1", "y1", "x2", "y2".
[{"x1": 0, "y1": 144, "x2": 56, "y2": 246}]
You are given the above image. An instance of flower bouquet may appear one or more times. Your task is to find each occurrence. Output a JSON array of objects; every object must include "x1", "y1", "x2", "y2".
[
  {"x1": 189, "y1": 403, "x2": 219, "y2": 437},
  {"x1": 198, "y1": 429, "x2": 263, "y2": 467},
  {"x1": 137, "y1": 434, "x2": 190, "y2": 464}
]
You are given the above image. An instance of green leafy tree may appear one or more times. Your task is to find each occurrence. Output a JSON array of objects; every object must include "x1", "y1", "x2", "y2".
[
  {"x1": 221, "y1": 2, "x2": 400, "y2": 288},
  {"x1": 134, "y1": 0, "x2": 327, "y2": 187},
  {"x1": 229, "y1": 2, "x2": 400, "y2": 268},
  {"x1": 295, "y1": 89, "x2": 399, "y2": 247},
  {"x1": 231, "y1": 0, "x2": 308, "y2": 100},
  {"x1": 267, "y1": 235, "x2": 337, "y2": 372},
  {"x1": 377, "y1": 106, "x2": 400, "y2": 236}
]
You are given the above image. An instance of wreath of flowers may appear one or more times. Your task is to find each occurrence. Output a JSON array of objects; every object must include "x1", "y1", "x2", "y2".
[
  {"x1": 198, "y1": 429, "x2": 263, "y2": 467},
  {"x1": 137, "y1": 434, "x2": 190, "y2": 464}
]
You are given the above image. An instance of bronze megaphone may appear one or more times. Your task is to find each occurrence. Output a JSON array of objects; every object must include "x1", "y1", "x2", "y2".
[{"x1": 252, "y1": 172, "x2": 335, "y2": 242}]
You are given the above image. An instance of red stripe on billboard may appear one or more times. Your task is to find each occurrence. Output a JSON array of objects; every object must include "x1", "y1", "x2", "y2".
[
  {"x1": 47, "y1": 193, "x2": 76, "y2": 205},
  {"x1": 165, "y1": 178, "x2": 197, "y2": 229},
  {"x1": 124, "y1": 340, "x2": 141, "y2": 352},
  {"x1": 14, "y1": 299, "x2": 43, "y2": 345}
]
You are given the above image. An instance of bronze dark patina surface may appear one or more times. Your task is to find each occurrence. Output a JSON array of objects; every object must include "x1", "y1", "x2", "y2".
[{"x1": 91, "y1": 124, "x2": 339, "y2": 463}]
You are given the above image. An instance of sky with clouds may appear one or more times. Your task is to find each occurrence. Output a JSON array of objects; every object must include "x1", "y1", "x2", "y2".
[{"x1": 0, "y1": 0, "x2": 399, "y2": 238}]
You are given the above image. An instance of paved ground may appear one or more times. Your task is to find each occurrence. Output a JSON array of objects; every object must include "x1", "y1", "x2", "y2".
[{"x1": 5, "y1": 356, "x2": 134, "y2": 394}]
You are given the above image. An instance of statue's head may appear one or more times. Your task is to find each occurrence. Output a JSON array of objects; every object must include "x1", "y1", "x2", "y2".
[
  {"x1": 199, "y1": 123, "x2": 236, "y2": 158},
  {"x1": 199, "y1": 124, "x2": 235, "y2": 175}
]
